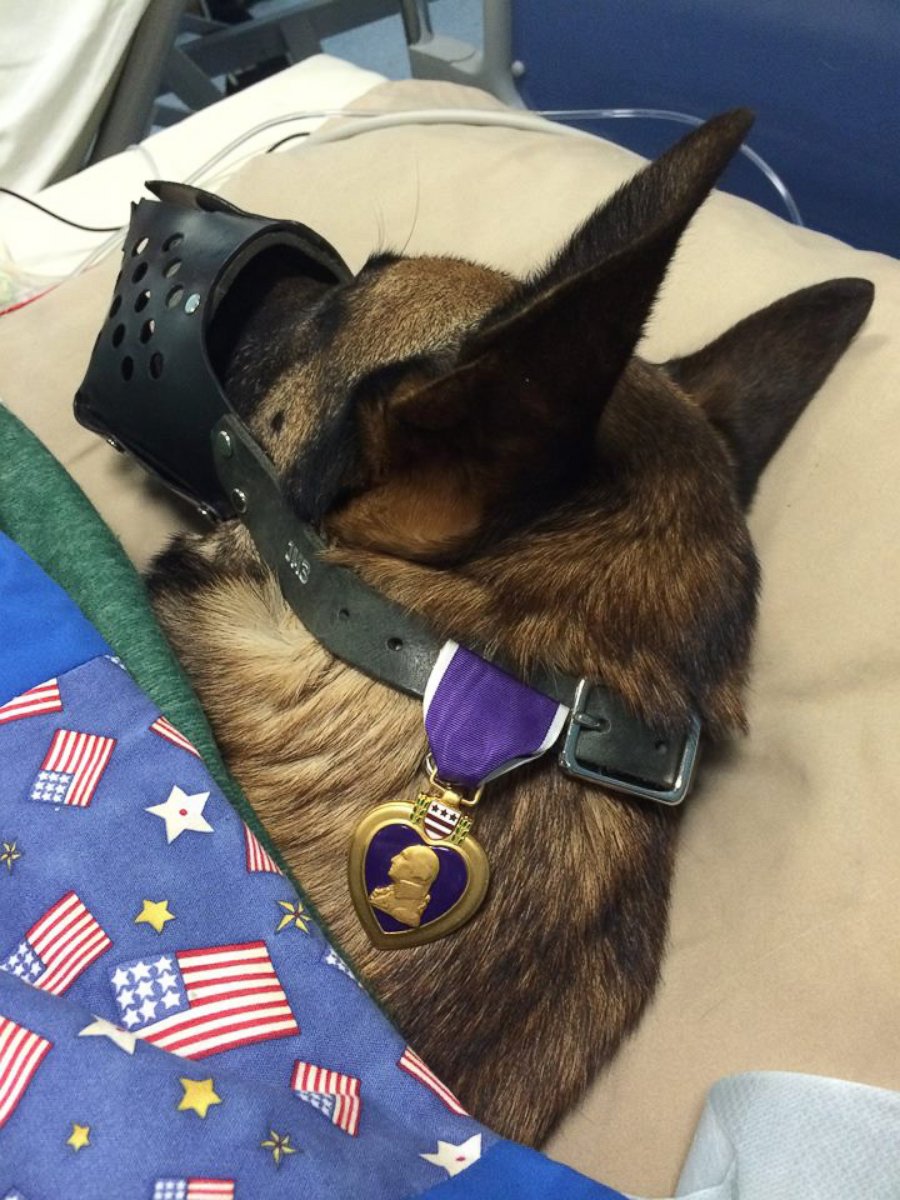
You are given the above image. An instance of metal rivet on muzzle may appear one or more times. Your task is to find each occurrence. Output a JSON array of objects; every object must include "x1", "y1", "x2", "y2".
[
  {"x1": 231, "y1": 487, "x2": 248, "y2": 513},
  {"x1": 217, "y1": 430, "x2": 233, "y2": 458}
]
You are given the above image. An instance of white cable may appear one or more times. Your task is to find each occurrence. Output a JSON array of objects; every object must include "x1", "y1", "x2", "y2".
[
  {"x1": 11, "y1": 103, "x2": 804, "y2": 289},
  {"x1": 301, "y1": 107, "x2": 592, "y2": 146},
  {"x1": 189, "y1": 105, "x2": 803, "y2": 227},
  {"x1": 192, "y1": 107, "x2": 595, "y2": 193},
  {"x1": 35, "y1": 107, "x2": 596, "y2": 281},
  {"x1": 297, "y1": 107, "x2": 803, "y2": 227},
  {"x1": 542, "y1": 107, "x2": 804, "y2": 226}
]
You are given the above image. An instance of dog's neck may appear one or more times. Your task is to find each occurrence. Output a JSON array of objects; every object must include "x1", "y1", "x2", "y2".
[{"x1": 225, "y1": 357, "x2": 755, "y2": 741}]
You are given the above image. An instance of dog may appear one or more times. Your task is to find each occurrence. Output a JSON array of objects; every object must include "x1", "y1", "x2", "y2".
[{"x1": 147, "y1": 110, "x2": 873, "y2": 1144}]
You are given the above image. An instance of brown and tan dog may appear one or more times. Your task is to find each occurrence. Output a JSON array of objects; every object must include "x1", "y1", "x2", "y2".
[{"x1": 147, "y1": 111, "x2": 873, "y2": 1143}]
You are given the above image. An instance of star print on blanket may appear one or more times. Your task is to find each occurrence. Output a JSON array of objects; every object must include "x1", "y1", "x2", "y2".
[
  {"x1": 0, "y1": 648, "x2": 493, "y2": 1195},
  {"x1": 146, "y1": 785, "x2": 214, "y2": 842},
  {"x1": 0, "y1": 534, "x2": 624, "y2": 1199}
]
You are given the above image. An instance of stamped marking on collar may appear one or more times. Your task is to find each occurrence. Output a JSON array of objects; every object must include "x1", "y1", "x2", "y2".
[{"x1": 284, "y1": 541, "x2": 311, "y2": 585}]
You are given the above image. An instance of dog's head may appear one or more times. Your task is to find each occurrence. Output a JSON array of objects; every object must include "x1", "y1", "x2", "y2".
[{"x1": 212, "y1": 111, "x2": 873, "y2": 735}]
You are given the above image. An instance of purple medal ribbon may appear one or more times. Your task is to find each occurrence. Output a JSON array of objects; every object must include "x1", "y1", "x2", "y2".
[{"x1": 423, "y1": 642, "x2": 569, "y2": 789}]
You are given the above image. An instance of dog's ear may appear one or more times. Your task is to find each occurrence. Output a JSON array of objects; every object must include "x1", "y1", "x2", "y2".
[
  {"x1": 666, "y1": 278, "x2": 874, "y2": 505},
  {"x1": 332, "y1": 111, "x2": 754, "y2": 558},
  {"x1": 398, "y1": 109, "x2": 755, "y2": 443}
]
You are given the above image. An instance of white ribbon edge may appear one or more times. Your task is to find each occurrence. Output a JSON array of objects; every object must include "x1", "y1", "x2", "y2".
[{"x1": 423, "y1": 640, "x2": 570, "y2": 784}]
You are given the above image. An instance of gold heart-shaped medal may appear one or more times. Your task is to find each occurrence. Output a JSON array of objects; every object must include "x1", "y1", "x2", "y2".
[{"x1": 348, "y1": 791, "x2": 489, "y2": 950}]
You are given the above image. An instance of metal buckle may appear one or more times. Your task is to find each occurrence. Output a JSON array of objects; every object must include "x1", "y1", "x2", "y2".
[{"x1": 559, "y1": 679, "x2": 701, "y2": 806}]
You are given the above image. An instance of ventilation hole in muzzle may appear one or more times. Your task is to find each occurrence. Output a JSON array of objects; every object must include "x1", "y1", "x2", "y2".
[
  {"x1": 134, "y1": 290, "x2": 151, "y2": 312},
  {"x1": 387, "y1": 637, "x2": 404, "y2": 652},
  {"x1": 132, "y1": 261, "x2": 148, "y2": 283},
  {"x1": 132, "y1": 236, "x2": 149, "y2": 256},
  {"x1": 163, "y1": 259, "x2": 182, "y2": 279},
  {"x1": 184, "y1": 293, "x2": 201, "y2": 314},
  {"x1": 121, "y1": 356, "x2": 134, "y2": 381},
  {"x1": 163, "y1": 233, "x2": 184, "y2": 252},
  {"x1": 166, "y1": 285, "x2": 184, "y2": 309},
  {"x1": 111, "y1": 323, "x2": 125, "y2": 348},
  {"x1": 109, "y1": 295, "x2": 121, "y2": 318},
  {"x1": 655, "y1": 739, "x2": 668, "y2": 754},
  {"x1": 139, "y1": 318, "x2": 155, "y2": 343},
  {"x1": 149, "y1": 351, "x2": 164, "y2": 380}
]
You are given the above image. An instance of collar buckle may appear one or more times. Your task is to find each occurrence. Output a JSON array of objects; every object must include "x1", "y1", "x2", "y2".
[{"x1": 559, "y1": 679, "x2": 701, "y2": 806}]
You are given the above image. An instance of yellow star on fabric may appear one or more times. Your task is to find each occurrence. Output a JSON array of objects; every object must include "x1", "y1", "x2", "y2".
[
  {"x1": 134, "y1": 898, "x2": 175, "y2": 934},
  {"x1": 67, "y1": 1123, "x2": 91, "y2": 1151},
  {"x1": 1, "y1": 840, "x2": 22, "y2": 872},
  {"x1": 261, "y1": 1129, "x2": 298, "y2": 1166},
  {"x1": 275, "y1": 900, "x2": 311, "y2": 934},
  {"x1": 177, "y1": 1077, "x2": 222, "y2": 1118}
]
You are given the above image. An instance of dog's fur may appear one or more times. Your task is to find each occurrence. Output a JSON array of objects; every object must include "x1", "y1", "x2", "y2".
[{"x1": 148, "y1": 112, "x2": 873, "y2": 1142}]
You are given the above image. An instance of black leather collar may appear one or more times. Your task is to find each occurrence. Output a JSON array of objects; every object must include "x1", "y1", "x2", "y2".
[
  {"x1": 214, "y1": 414, "x2": 701, "y2": 805},
  {"x1": 74, "y1": 181, "x2": 700, "y2": 807}
]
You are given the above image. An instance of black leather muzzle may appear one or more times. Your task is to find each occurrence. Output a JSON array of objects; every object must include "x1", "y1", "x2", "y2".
[{"x1": 74, "y1": 181, "x2": 352, "y2": 518}]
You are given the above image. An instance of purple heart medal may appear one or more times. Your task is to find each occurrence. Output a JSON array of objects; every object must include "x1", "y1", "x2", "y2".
[{"x1": 349, "y1": 642, "x2": 569, "y2": 949}]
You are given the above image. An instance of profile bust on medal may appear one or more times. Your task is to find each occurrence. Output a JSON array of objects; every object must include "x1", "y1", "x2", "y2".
[{"x1": 369, "y1": 845, "x2": 440, "y2": 928}]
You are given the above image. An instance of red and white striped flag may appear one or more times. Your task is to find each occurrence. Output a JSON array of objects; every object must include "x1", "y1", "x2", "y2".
[
  {"x1": 398, "y1": 1046, "x2": 468, "y2": 1115},
  {"x1": 244, "y1": 824, "x2": 283, "y2": 875},
  {"x1": 152, "y1": 1178, "x2": 235, "y2": 1199},
  {"x1": 0, "y1": 678, "x2": 62, "y2": 725},
  {"x1": 29, "y1": 728, "x2": 116, "y2": 807},
  {"x1": 290, "y1": 1060, "x2": 361, "y2": 1136},
  {"x1": 0, "y1": 1014, "x2": 52, "y2": 1129},
  {"x1": 150, "y1": 716, "x2": 201, "y2": 758},
  {"x1": 109, "y1": 941, "x2": 299, "y2": 1060},
  {"x1": 0, "y1": 891, "x2": 112, "y2": 995}
]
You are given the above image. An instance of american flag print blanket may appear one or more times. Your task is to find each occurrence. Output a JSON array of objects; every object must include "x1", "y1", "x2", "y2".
[{"x1": 0, "y1": 531, "x2": 622, "y2": 1199}]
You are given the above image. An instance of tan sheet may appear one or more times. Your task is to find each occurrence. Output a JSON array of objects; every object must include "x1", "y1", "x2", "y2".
[{"x1": 1, "y1": 79, "x2": 897, "y2": 1195}]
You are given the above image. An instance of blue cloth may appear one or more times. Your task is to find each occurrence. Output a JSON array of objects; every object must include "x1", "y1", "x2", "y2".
[
  {"x1": 0, "y1": 532, "x2": 108, "y2": 704},
  {"x1": 0, "y1": 536, "x2": 624, "y2": 1199},
  {"x1": 421, "y1": 1142, "x2": 628, "y2": 1199}
]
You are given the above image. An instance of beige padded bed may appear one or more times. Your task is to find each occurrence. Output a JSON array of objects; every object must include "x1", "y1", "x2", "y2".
[{"x1": 1, "y1": 77, "x2": 897, "y2": 1196}]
